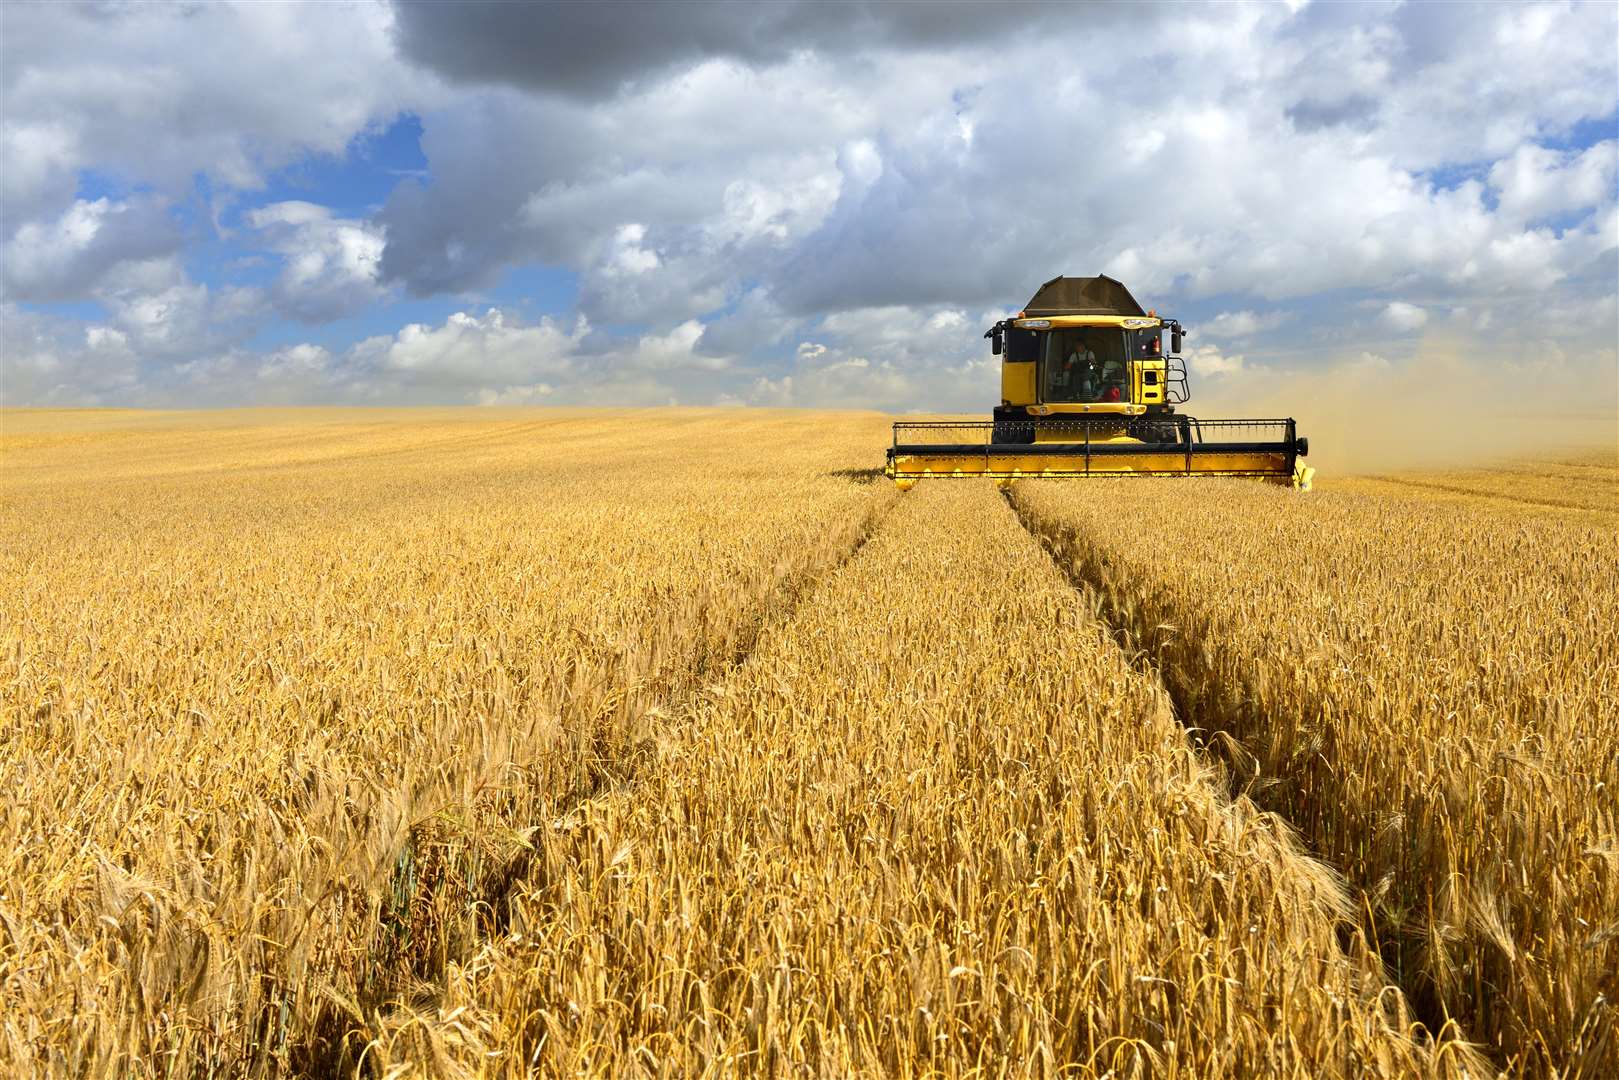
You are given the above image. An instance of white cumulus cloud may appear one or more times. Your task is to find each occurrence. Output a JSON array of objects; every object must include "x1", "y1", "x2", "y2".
[
  {"x1": 1380, "y1": 301, "x2": 1430, "y2": 333},
  {"x1": 1, "y1": 0, "x2": 1615, "y2": 410},
  {"x1": 247, "y1": 201, "x2": 388, "y2": 322},
  {"x1": 3, "y1": 196, "x2": 180, "y2": 301},
  {"x1": 1489, "y1": 141, "x2": 1618, "y2": 226}
]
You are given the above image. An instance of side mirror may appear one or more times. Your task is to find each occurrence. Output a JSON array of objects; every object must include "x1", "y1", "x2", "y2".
[
  {"x1": 987, "y1": 325, "x2": 1004, "y2": 355},
  {"x1": 1170, "y1": 325, "x2": 1183, "y2": 354}
]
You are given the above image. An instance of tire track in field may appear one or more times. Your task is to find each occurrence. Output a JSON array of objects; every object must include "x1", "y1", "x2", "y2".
[
  {"x1": 1000, "y1": 484, "x2": 1478, "y2": 1064},
  {"x1": 458, "y1": 482, "x2": 1474, "y2": 1077},
  {"x1": 493, "y1": 481, "x2": 905, "y2": 856},
  {"x1": 474, "y1": 488, "x2": 905, "y2": 926},
  {"x1": 307, "y1": 487, "x2": 902, "y2": 1075},
  {"x1": 532, "y1": 485, "x2": 904, "y2": 826}
]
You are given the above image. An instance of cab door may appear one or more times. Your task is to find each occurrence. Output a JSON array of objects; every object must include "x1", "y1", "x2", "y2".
[
  {"x1": 999, "y1": 327, "x2": 1040, "y2": 406},
  {"x1": 1130, "y1": 327, "x2": 1167, "y2": 405}
]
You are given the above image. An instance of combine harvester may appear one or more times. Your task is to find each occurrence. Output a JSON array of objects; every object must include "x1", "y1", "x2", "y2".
[{"x1": 885, "y1": 276, "x2": 1314, "y2": 490}]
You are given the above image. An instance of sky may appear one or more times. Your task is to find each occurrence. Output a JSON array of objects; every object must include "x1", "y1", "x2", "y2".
[{"x1": 2, "y1": 0, "x2": 1616, "y2": 417}]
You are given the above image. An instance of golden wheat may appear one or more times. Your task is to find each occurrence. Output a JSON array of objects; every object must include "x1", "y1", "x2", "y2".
[
  {"x1": 3, "y1": 409, "x2": 1599, "y2": 1078},
  {"x1": 1013, "y1": 467, "x2": 1618, "y2": 1075},
  {"x1": 1, "y1": 409, "x2": 890, "y2": 1077},
  {"x1": 354, "y1": 481, "x2": 1478, "y2": 1078},
  {"x1": 1334, "y1": 449, "x2": 1618, "y2": 516}
]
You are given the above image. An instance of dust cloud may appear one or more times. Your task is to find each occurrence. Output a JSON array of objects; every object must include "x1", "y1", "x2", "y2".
[{"x1": 1194, "y1": 333, "x2": 1618, "y2": 475}]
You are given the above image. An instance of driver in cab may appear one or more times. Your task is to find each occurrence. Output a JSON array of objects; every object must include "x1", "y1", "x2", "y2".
[{"x1": 1053, "y1": 337, "x2": 1098, "y2": 400}]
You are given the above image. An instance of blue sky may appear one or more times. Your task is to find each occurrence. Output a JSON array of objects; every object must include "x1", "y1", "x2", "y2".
[{"x1": 2, "y1": 1, "x2": 1615, "y2": 413}]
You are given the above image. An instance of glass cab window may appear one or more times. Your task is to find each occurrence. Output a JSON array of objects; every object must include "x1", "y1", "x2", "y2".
[
  {"x1": 1042, "y1": 329, "x2": 1129, "y2": 403},
  {"x1": 1004, "y1": 327, "x2": 1040, "y2": 362}
]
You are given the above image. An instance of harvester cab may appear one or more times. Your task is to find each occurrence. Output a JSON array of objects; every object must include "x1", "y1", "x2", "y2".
[{"x1": 885, "y1": 275, "x2": 1313, "y2": 491}]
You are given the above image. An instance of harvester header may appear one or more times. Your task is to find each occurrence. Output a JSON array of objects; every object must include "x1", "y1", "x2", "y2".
[{"x1": 884, "y1": 275, "x2": 1313, "y2": 490}]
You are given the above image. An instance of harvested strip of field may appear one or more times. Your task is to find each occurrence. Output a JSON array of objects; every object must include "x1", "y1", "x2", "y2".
[
  {"x1": 370, "y1": 482, "x2": 1478, "y2": 1078},
  {"x1": 0, "y1": 410, "x2": 891, "y2": 1077},
  {"x1": 1334, "y1": 449, "x2": 1618, "y2": 515},
  {"x1": 1012, "y1": 476, "x2": 1619, "y2": 1075}
]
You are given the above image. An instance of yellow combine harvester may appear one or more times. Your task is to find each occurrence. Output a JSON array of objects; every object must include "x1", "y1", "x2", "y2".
[{"x1": 885, "y1": 275, "x2": 1314, "y2": 490}]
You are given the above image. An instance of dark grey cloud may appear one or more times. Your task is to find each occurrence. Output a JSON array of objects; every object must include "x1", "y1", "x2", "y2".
[
  {"x1": 1389, "y1": 0, "x2": 1494, "y2": 68},
  {"x1": 375, "y1": 92, "x2": 597, "y2": 295},
  {"x1": 1285, "y1": 94, "x2": 1379, "y2": 133},
  {"x1": 390, "y1": 0, "x2": 1123, "y2": 100}
]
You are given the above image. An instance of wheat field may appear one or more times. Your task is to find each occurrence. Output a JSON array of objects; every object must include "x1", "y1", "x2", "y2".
[
  {"x1": 1012, "y1": 458, "x2": 1618, "y2": 1076},
  {"x1": 1, "y1": 410, "x2": 1613, "y2": 1078}
]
